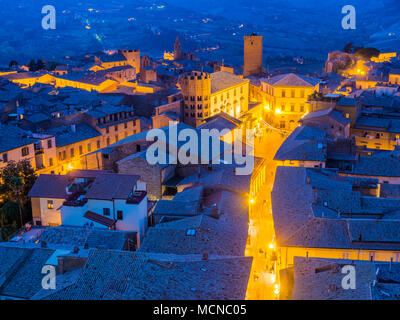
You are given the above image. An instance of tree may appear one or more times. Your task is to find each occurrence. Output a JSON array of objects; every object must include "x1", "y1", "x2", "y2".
[
  {"x1": 0, "y1": 159, "x2": 37, "y2": 204},
  {"x1": 355, "y1": 47, "x2": 380, "y2": 60},
  {"x1": 0, "y1": 201, "x2": 19, "y2": 227},
  {"x1": 10, "y1": 177, "x2": 24, "y2": 227},
  {"x1": 36, "y1": 59, "x2": 45, "y2": 71},
  {"x1": 344, "y1": 42, "x2": 353, "y2": 53},
  {"x1": 28, "y1": 59, "x2": 37, "y2": 71},
  {"x1": 8, "y1": 60, "x2": 18, "y2": 68}
]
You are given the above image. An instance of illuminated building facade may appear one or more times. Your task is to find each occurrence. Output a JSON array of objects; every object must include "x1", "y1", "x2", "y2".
[{"x1": 181, "y1": 71, "x2": 249, "y2": 127}]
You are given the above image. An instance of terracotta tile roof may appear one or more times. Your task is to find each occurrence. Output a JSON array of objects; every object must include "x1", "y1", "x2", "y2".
[
  {"x1": 84, "y1": 211, "x2": 116, "y2": 228},
  {"x1": 28, "y1": 174, "x2": 69, "y2": 199}
]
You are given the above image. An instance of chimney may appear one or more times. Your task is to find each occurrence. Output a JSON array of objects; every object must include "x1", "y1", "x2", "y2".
[{"x1": 202, "y1": 252, "x2": 208, "y2": 261}]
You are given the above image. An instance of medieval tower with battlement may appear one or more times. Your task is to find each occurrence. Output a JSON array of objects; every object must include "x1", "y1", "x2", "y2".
[
  {"x1": 180, "y1": 71, "x2": 211, "y2": 127},
  {"x1": 243, "y1": 34, "x2": 263, "y2": 77}
]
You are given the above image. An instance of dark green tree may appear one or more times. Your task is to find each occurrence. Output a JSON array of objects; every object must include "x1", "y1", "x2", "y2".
[
  {"x1": 27, "y1": 59, "x2": 37, "y2": 71},
  {"x1": 36, "y1": 59, "x2": 45, "y2": 71},
  {"x1": 355, "y1": 47, "x2": 380, "y2": 60},
  {"x1": 0, "y1": 159, "x2": 37, "y2": 204},
  {"x1": 0, "y1": 201, "x2": 19, "y2": 227},
  {"x1": 8, "y1": 60, "x2": 18, "y2": 68},
  {"x1": 344, "y1": 42, "x2": 353, "y2": 53}
]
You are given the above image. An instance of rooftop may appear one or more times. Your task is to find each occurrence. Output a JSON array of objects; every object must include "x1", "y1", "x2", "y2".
[
  {"x1": 46, "y1": 124, "x2": 101, "y2": 147},
  {"x1": 274, "y1": 125, "x2": 328, "y2": 162},
  {"x1": 261, "y1": 73, "x2": 320, "y2": 87},
  {"x1": 272, "y1": 166, "x2": 400, "y2": 251},
  {"x1": 44, "y1": 250, "x2": 252, "y2": 300},
  {"x1": 291, "y1": 257, "x2": 400, "y2": 300},
  {"x1": 0, "y1": 124, "x2": 36, "y2": 153},
  {"x1": 210, "y1": 71, "x2": 248, "y2": 94}
]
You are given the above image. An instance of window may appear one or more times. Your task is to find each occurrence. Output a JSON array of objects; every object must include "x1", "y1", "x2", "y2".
[
  {"x1": 21, "y1": 147, "x2": 29, "y2": 157},
  {"x1": 97, "y1": 140, "x2": 101, "y2": 149},
  {"x1": 78, "y1": 146, "x2": 83, "y2": 155},
  {"x1": 300, "y1": 105, "x2": 305, "y2": 112},
  {"x1": 47, "y1": 140, "x2": 52, "y2": 149},
  {"x1": 87, "y1": 143, "x2": 92, "y2": 152},
  {"x1": 117, "y1": 210, "x2": 123, "y2": 220},
  {"x1": 103, "y1": 208, "x2": 111, "y2": 216},
  {"x1": 115, "y1": 134, "x2": 119, "y2": 142},
  {"x1": 300, "y1": 90, "x2": 305, "y2": 98},
  {"x1": 59, "y1": 151, "x2": 66, "y2": 161},
  {"x1": 115, "y1": 125, "x2": 118, "y2": 132},
  {"x1": 49, "y1": 158, "x2": 53, "y2": 166},
  {"x1": 106, "y1": 127, "x2": 109, "y2": 134},
  {"x1": 47, "y1": 200, "x2": 54, "y2": 209},
  {"x1": 280, "y1": 121, "x2": 286, "y2": 129},
  {"x1": 291, "y1": 89, "x2": 295, "y2": 98},
  {"x1": 2, "y1": 153, "x2": 7, "y2": 163},
  {"x1": 70, "y1": 148, "x2": 75, "y2": 158},
  {"x1": 124, "y1": 122, "x2": 128, "y2": 129},
  {"x1": 345, "y1": 113, "x2": 350, "y2": 119},
  {"x1": 186, "y1": 229, "x2": 196, "y2": 236},
  {"x1": 291, "y1": 104, "x2": 295, "y2": 112},
  {"x1": 281, "y1": 90, "x2": 286, "y2": 98},
  {"x1": 106, "y1": 137, "x2": 110, "y2": 146}
]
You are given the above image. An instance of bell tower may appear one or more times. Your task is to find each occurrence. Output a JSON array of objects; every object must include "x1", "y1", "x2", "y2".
[
  {"x1": 174, "y1": 36, "x2": 182, "y2": 60},
  {"x1": 243, "y1": 33, "x2": 263, "y2": 77}
]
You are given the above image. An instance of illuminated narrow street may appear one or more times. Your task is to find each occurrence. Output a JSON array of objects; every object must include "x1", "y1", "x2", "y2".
[{"x1": 245, "y1": 126, "x2": 288, "y2": 300}]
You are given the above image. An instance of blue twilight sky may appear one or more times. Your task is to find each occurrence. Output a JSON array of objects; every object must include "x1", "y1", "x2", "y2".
[{"x1": 0, "y1": 0, "x2": 399, "y2": 66}]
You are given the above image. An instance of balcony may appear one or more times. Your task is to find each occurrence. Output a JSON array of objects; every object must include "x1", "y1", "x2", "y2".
[
  {"x1": 126, "y1": 190, "x2": 147, "y2": 204},
  {"x1": 63, "y1": 191, "x2": 88, "y2": 207}
]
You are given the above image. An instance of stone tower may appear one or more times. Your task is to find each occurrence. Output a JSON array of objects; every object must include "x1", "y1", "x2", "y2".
[
  {"x1": 174, "y1": 36, "x2": 182, "y2": 60},
  {"x1": 180, "y1": 71, "x2": 211, "y2": 127},
  {"x1": 120, "y1": 49, "x2": 141, "y2": 74},
  {"x1": 243, "y1": 34, "x2": 263, "y2": 77}
]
